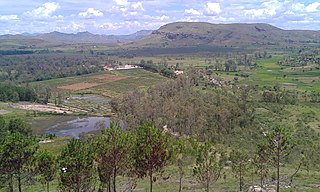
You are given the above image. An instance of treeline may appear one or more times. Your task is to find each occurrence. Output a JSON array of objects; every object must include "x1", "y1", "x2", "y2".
[
  {"x1": 139, "y1": 59, "x2": 176, "y2": 78},
  {"x1": 0, "y1": 53, "x2": 105, "y2": 82},
  {"x1": 0, "y1": 83, "x2": 37, "y2": 102},
  {"x1": 0, "y1": 50, "x2": 34, "y2": 55}
]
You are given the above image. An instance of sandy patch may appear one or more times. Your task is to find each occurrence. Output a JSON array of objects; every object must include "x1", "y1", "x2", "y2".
[
  {"x1": 58, "y1": 82, "x2": 99, "y2": 90},
  {"x1": 14, "y1": 104, "x2": 73, "y2": 114}
]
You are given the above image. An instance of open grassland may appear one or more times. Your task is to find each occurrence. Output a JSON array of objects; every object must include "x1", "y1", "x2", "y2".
[{"x1": 247, "y1": 57, "x2": 320, "y2": 92}]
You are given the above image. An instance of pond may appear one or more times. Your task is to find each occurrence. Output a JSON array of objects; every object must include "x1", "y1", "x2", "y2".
[{"x1": 45, "y1": 116, "x2": 111, "y2": 137}]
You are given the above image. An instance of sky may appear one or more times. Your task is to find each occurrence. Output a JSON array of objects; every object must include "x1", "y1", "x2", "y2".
[{"x1": 0, "y1": 0, "x2": 320, "y2": 35}]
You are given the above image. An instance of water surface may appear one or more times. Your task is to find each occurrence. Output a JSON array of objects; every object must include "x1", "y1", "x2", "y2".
[{"x1": 45, "y1": 116, "x2": 110, "y2": 137}]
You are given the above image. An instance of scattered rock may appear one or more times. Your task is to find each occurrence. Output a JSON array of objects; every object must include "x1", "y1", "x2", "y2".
[{"x1": 248, "y1": 185, "x2": 276, "y2": 192}]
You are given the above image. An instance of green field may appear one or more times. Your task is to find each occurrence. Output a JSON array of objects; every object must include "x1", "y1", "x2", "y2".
[
  {"x1": 247, "y1": 56, "x2": 320, "y2": 92},
  {"x1": 31, "y1": 69, "x2": 166, "y2": 97}
]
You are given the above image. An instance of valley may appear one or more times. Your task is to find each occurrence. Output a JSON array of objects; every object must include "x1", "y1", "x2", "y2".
[{"x1": 1, "y1": 22, "x2": 320, "y2": 192}]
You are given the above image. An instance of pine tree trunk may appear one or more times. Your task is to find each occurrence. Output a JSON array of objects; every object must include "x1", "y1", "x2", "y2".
[
  {"x1": 179, "y1": 173, "x2": 182, "y2": 192},
  {"x1": 8, "y1": 173, "x2": 13, "y2": 192},
  {"x1": 47, "y1": 182, "x2": 50, "y2": 192},
  {"x1": 113, "y1": 168, "x2": 117, "y2": 192},
  {"x1": 239, "y1": 163, "x2": 242, "y2": 192},
  {"x1": 150, "y1": 171, "x2": 153, "y2": 192},
  {"x1": 18, "y1": 171, "x2": 22, "y2": 192},
  {"x1": 277, "y1": 143, "x2": 280, "y2": 192},
  {"x1": 108, "y1": 179, "x2": 111, "y2": 192},
  {"x1": 260, "y1": 166, "x2": 263, "y2": 187},
  {"x1": 206, "y1": 170, "x2": 210, "y2": 192}
]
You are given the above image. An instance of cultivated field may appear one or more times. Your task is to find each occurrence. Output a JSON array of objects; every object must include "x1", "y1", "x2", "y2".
[{"x1": 31, "y1": 69, "x2": 166, "y2": 97}]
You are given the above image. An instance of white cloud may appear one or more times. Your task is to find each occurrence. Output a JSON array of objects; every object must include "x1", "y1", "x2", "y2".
[
  {"x1": 79, "y1": 8, "x2": 104, "y2": 18},
  {"x1": 291, "y1": 3, "x2": 305, "y2": 12},
  {"x1": 305, "y1": 2, "x2": 320, "y2": 12},
  {"x1": 205, "y1": 3, "x2": 221, "y2": 15},
  {"x1": 24, "y1": 2, "x2": 61, "y2": 19},
  {"x1": 244, "y1": 8, "x2": 277, "y2": 18},
  {"x1": 185, "y1": 8, "x2": 202, "y2": 16},
  {"x1": 0, "y1": 15, "x2": 19, "y2": 21},
  {"x1": 111, "y1": 0, "x2": 145, "y2": 18},
  {"x1": 114, "y1": 0, "x2": 128, "y2": 6},
  {"x1": 144, "y1": 15, "x2": 170, "y2": 21},
  {"x1": 55, "y1": 22, "x2": 86, "y2": 33},
  {"x1": 132, "y1": 2, "x2": 145, "y2": 11},
  {"x1": 100, "y1": 22, "x2": 122, "y2": 30}
]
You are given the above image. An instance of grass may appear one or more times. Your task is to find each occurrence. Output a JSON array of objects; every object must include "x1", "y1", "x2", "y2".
[
  {"x1": 8, "y1": 161, "x2": 320, "y2": 192},
  {"x1": 31, "y1": 69, "x2": 167, "y2": 97},
  {"x1": 244, "y1": 57, "x2": 320, "y2": 92}
]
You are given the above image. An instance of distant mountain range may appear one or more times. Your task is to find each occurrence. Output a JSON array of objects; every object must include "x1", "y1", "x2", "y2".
[
  {"x1": 0, "y1": 30, "x2": 153, "y2": 47},
  {"x1": 1, "y1": 22, "x2": 320, "y2": 49}
]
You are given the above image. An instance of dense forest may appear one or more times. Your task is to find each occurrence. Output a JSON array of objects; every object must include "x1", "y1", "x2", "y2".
[{"x1": 0, "y1": 53, "x2": 105, "y2": 82}]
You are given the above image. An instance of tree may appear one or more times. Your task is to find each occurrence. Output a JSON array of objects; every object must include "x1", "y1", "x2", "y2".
[
  {"x1": 193, "y1": 141, "x2": 224, "y2": 192},
  {"x1": 36, "y1": 150, "x2": 56, "y2": 192},
  {"x1": 253, "y1": 141, "x2": 270, "y2": 187},
  {"x1": 266, "y1": 125, "x2": 294, "y2": 192},
  {"x1": 0, "y1": 116, "x2": 6, "y2": 142},
  {"x1": 7, "y1": 118, "x2": 31, "y2": 135},
  {"x1": 92, "y1": 122, "x2": 133, "y2": 192},
  {"x1": 59, "y1": 138, "x2": 95, "y2": 192},
  {"x1": 0, "y1": 132, "x2": 38, "y2": 192},
  {"x1": 171, "y1": 138, "x2": 193, "y2": 192},
  {"x1": 230, "y1": 149, "x2": 250, "y2": 191},
  {"x1": 133, "y1": 123, "x2": 169, "y2": 192}
]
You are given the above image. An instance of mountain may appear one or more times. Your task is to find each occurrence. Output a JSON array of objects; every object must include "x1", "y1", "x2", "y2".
[
  {"x1": 132, "y1": 22, "x2": 320, "y2": 48},
  {"x1": 0, "y1": 30, "x2": 153, "y2": 48},
  {"x1": 1, "y1": 22, "x2": 320, "y2": 50}
]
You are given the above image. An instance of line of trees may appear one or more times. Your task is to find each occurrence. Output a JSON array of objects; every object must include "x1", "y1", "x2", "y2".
[
  {"x1": 0, "y1": 53, "x2": 103, "y2": 82},
  {"x1": 0, "y1": 115, "x2": 315, "y2": 192},
  {"x1": 0, "y1": 83, "x2": 38, "y2": 102}
]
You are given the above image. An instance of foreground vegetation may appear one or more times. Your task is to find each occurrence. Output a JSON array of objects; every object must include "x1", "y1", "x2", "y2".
[{"x1": 1, "y1": 70, "x2": 320, "y2": 191}]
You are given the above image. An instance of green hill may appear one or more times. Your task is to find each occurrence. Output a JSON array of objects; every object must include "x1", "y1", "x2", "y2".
[{"x1": 132, "y1": 22, "x2": 320, "y2": 48}]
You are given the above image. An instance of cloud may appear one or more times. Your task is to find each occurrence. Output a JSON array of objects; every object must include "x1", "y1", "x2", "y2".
[
  {"x1": 0, "y1": 15, "x2": 19, "y2": 21},
  {"x1": 132, "y1": 2, "x2": 145, "y2": 11},
  {"x1": 243, "y1": 0, "x2": 283, "y2": 19},
  {"x1": 244, "y1": 8, "x2": 277, "y2": 18},
  {"x1": 114, "y1": 0, "x2": 128, "y2": 6},
  {"x1": 205, "y1": 3, "x2": 221, "y2": 15},
  {"x1": 112, "y1": 0, "x2": 145, "y2": 14},
  {"x1": 144, "y1": 15, "x2": 170, "y2": 21},
  {"x1": 99, "y1": 22, "x2": 123, "y2": 30},
  {"x1": 291, "y1": 3, "x2": 305, "y2": 12},
  {"x1": 24, "y1": 2, "x2": 61, "y2": 19},
  {"x1": 79, "y1": 8, "x2": 104, "y2": 18},
  {"x1": 1, "y1": 0, "x2": 320, "y2": 35},
  {"x1": 305, "y1": 2, "x2": 320, "y2": 12},
  {"x1": 185, "y1": 8, "x2": 202, "y2": 16}
]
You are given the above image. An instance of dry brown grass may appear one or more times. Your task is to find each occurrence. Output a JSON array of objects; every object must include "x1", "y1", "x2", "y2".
[{"x1": 58, "y1": 82, "x2": 99, "y2": 90}]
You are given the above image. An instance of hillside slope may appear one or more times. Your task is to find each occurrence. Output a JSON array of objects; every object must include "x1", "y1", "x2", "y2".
[{"x1": 133, "y1": 22, "x2": 320, "y2": 48}]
